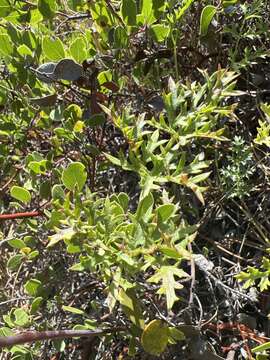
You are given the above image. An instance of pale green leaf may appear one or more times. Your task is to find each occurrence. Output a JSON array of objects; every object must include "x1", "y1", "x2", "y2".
[
  {"x1": 200, "y1": 5, "x2": 217, "y2": 36},
  {"x1": 10, "y1": 186, "x2": 31, "y2": 204},
  {"x1": 70, "y1": 37, "x2": 87, "y2": 63},
  {"x1": 61, "y1": 162, "x2": 87, "y2": 191},
  {"x1": 42, "y1": 36, "x2": 65, "y2": 61},
  {"x1": 0, "y1": 34, "x2": 12, "y2": 56}
]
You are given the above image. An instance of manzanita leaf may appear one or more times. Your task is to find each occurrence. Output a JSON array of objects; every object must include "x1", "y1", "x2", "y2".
[
  {"x1": 38, "y1": 0, "x2": 56, "y2": 19},
  {"x1": 30, "y1": 94, "x2": 57, "y2": 107},
  {"x1": 70, "y1": 37, "x2": 87, "y2": 63},
  {"x1": 42, "y1": 36, "x2": 65, "y2": 61},
  {"x1": 54, "y1": 58, "x2": 83, "y2": 81},
  {"x1": 141, "y1": 320, "x2": 168, "y2": 355},
  {"x1": 121, "y1": 0, "x2": 137, "y2": 26},
  {"x1": 61, "y1": 162, "x2": 87, "y2": 191},
  {"x1": 24, "y1": 279, "x2": 42, "y2": 296},
  {"x1": 36, "y1": 62, "x2": 57, "y2": 83},
  {"x1": 0, "y1": 0, "x2": 11, "y2": 17},
  {"x1": 14, "y1": 309, "x2": 29, "y2": 327},
  {"x1": 10, "y1": 186, "x2": 31, "y2": 204},
  {"x1": 0, "y1": 34, "x2": 13, "y2": 56}
]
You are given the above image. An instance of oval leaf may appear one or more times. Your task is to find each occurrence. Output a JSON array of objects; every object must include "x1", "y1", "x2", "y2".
[
  {"x1": 36, "y1": 62, "x2": 57, "y2": 83},
  {"x1": 10, "y1": 186, "x2": 31, "y2": 204},
  {"x1": 61, "y1": 162, "x2": 87, "y2": 191},
  {"x1": 42, "y1": 36, "x2": 65, "y2": 61},
  {"x1": 70, "y1": 37, "x2": 87, "y2": 63},
  {"x1": 54, "y1": 58, "x2": 83, "y2": 81},
  {"x1": 38, "y1": 0, "x2": 56, "y2": 19},
  {"x1": 62, "y1": 306, "x2": 85, "y2": 315},
  {"x1": 141, "y1": 319, "x2": 169, "y2": 355},
  {"x1": 0, "y1": 34, "x2": 12, "y2": 56},
  {"x1": 7, "y1": 254, "x2": 24, "y2": 270}
]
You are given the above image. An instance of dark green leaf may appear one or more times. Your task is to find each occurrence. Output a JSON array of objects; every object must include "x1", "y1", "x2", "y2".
[
  {"x1": 38, "y1": 0, "x2": 56, "y2": 19},
  {"x1": 121, "y1": 0, "x2": 137, "y2": 26}
]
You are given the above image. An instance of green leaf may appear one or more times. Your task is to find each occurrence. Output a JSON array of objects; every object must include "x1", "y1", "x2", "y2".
[
  {"x1": 52, "y1": 184, "x2": 65, "y2": 200},
  {"x1": 42, "y1": 36, "x2": 65, "y2": 61},
  {"x1": 7, "y1": 254, "x2": 24, "y2": 270},
  {"x1": 38, "y1": 0, "x2": 56, "y2": 19},
  {"x1": 141, "y1": 0, "x2": 154, "y2": 22},
  {"x1": 136, "y1": 192, "x2": 154, "y2": 222},
  {"x1": 47, "y1": 227, "x2": 76, "y2": 248},
  {"x1": 8, "y1": 239, "x2": 26, "y2": 249},
  {"x1": 14, "y1": 309, "x2": 29, "y2": 327},
  {"x1": 0, "y1": 34, "x2": 12, "y2": 56},
  {"x1": 0, "y1": 0, "x2": 11, "y2": 17},
  {"x1": 168, "y1": 327, "x2": 185, "y2": 341},
  {"x1": 118, "y1": 289, "x2": 145, "y2": 329},
  {"x1": 30, "y1": 297, "x2": 43, "y2": 314},
  {"x1": 70, "y1": 37, "x2": 87, "y2": 63},
  {"x1": 150, "y1": 24, "x2": 170, "y2": 42},
  {"x1": 200, "y1": 5, "x2": 217, "y2": 37},
  {"x1": 174, "y1": 0, "x2": 195, "y2": 20},
  {"x1": 222, "y1": 0, "x2": 238, "y2": 8},
  {"x1": 252, "y1": 341, "x2": 270, "y2": 353},
  {"x1": 121, "y1": 0, "x2": 137, "y2": 26},
  {"x1": 0, "y1": 327, "x2": 14, "y2": 337},
  {"x1": 54, "y1": 58, "x2": 83, "y2": 81},
  {"x1": 62, "y1": 306, "x2": 85, "y2": 315},
  {"x1": 114, "y1": 26, "x2": 128, "y2": 48},
  {"x1": 141, "y1": 320, "x2": 168, "y2": 355},
  {"x1": 62, "y1": 162, "x2": 87, "y2": 191},
  {"x1": 10, "y1": 186, "x2": 31, "y2": 204},
  {"x1": 188, "y1": 171, "x2": 211, "y2": 184},
  {"x1": 17, "y1": 44, "x2": 32, "y2": 56},
  {"x1": 148, "y1": 266, "x2": 188, "y2": 310},
  {"x1": 156, "y1": 204, "x2": 175, "y2": 222},
  {"x1": 28, "y1": 160, "x2": 48, "y2": 174},
  {"x1": 24, "y1": 279, "x2": 42, "y2": 296}
]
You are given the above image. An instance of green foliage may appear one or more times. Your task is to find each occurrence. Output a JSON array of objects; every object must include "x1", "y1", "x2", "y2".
[
  {"x1": 10, "y1": 186, "x2": 31, "y2": 204},
  {"x1": 106, "y1": 69, "x2": 239, "y2": 203},
  {"x1": 0, "y1": 0, "x2": 269, "y2": 358},
  {"x1": 200, "y1": 5, "x2": 217, "y2": 37},
  {"x1": 220, "y1": 136, "x2": 254, "y2": 198},
  {"x1": 236, "y1": 257, "x2": 270, "y2": 292}
]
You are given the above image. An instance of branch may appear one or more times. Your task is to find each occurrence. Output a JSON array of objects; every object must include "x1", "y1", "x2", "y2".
[
  {"x1": 0, "y1": 211, "x2": 42, "y2": 220},
  {"x1": 0, "y1": 327, "x2": 125, "y2": 348}
]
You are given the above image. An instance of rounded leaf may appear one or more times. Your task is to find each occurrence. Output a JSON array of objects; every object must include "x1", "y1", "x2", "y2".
[
  {"x1": 7, "y1": 254, "x2": 24, "y2": 270},
  {"x1": 10, "y1": 186, "x2": 31, "y2": 204},
  {"x1": 62, "y1": 162, "x2": 87, "y2": 191},
  {"x1": 14, "y1": 308, "x2": 29, "y2": 327},
  {"x1": 70, "y1": 37, "x2": 87, "y2": 63},
  {"x1": 141, "y1": 319, "x2": 169, "y2": 355},
  {"x1": 42, "y1": 36, "x2": 65, "y2": 61},
  {"x1": 54, "y1": 58, "x2": 83, "y2": 81},
  {"x1": 36, "y1": 62, "x2": 57, "y2": 83}
]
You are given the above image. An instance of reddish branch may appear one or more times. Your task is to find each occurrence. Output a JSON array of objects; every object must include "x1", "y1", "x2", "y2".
[
  {"x1": 0, "y1": 211, "x2": 42, "y2": 220},
  {"x1": 206, "y1": 322, "x2": 269, "y2": 345},
  {"x1": 0, "y1": 328, "x2": 124, "y2": 348}
]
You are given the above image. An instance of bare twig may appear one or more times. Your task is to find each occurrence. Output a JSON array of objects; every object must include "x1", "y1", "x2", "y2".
[{"x1": 0, "y1": 327, "x2": 125, "y2": 348}]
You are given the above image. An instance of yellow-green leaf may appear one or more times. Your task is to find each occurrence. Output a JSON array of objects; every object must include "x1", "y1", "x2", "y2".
[{"x1": 141, "y1": 320, "x2": 168, "y2": 355}]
